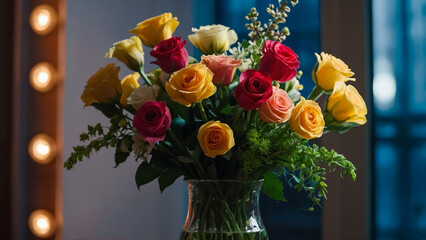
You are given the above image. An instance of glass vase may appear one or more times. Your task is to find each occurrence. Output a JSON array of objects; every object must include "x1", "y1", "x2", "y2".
[{"x1": 180, "y1": 180, "x2": 269, "y2": 240}]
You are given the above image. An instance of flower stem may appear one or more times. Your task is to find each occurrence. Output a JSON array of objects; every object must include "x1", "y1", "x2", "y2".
[
  {"x1": 197, "y1": 102, "x2": 209, "y2": 122},
  {"x1": 307, "y1": 85, "x2": 324, "y2": 101},
  {"x1": 232, "y1": 107, "x2": 243, "y2": 128},
  {"x1": 245, "y1": 110, "x2": 252, "y2": 129},
  {"x1": 168, "y1": 129, "x2": 208, "y2": 178},
  {"x1": 138, "y1": 67, "x2": 152, "y2": 86},
  {"x1": 167, "y1": 129, "x2": 187, "y2": 155}
]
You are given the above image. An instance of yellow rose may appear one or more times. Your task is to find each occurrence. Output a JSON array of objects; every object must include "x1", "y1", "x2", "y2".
[
  {"x1": 188, "y1": 24, "x2": 238, "y2": 55},
  {"x1": 105, "y1": 36, "x2": 144, "y2": 72},
  {"x1": 120, "y1": 72, "x2": 140, "y2": 106},
  {"x1": 81, "y1": 63, "x2": 122, "y2": 106},
  {"x1": 165, "y1": 63, "x2": 216, "y2": 107},
  {"x1": 315, "y1": 52, "x2": 355, "y2": 91},
  {"x1": 327, "y1": 81, "x2": 367, "y2": 125},
  {"x1": 197, "y1": 121, "x2": 235, "y2": 158},
  {"x1": 289, "y1": 97, "x2": 325, "y2": 139},
  {"x1": 129, "y1": 13, "x2": 179, "y2": 48}
]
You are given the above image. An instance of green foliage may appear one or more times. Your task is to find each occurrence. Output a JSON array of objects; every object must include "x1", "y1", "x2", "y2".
[
  {"x1": 158, "y1": 166, "x2": 183, "y2": 192},
  {"x1": 135, "y1": 161, "x2": 163, "y2": 189},
  {"x1": 237, "y1": 122, "x2": 356, "y2": 209},
  {"x1": 262, "y1": 171, "x2": 286, "y2": 202},
  {"x1": 64, "y1": 114, "x2": 134, "y2": 170}
]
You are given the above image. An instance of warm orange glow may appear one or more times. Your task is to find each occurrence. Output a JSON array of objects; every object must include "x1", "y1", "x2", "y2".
[
  {"x1": 28, "y1": 210, "x2": 56, "y2": 238},
  {"x1": 28, "y1": 134, "x2": 56, "y2": 164},
  {"x1": 29, "y1": 62, "x2": 57, "y2": 92},
  {"x1": 29, "y1": 5, "x2": 57, "y2": 35}
]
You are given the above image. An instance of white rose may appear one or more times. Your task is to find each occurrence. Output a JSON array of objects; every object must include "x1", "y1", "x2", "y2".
[
  {"x1": 127, "y1": 85, "x2": 160, "y2": 110},
  {"x1": 188, "y1": 24, "x2": 238, "y2": 55},
  {"x1": 284, "y1": 77, "x2": 303, "y2": 102},
  {"x1": 159, "y1": 71, "x2": 170, "y2": 86}
]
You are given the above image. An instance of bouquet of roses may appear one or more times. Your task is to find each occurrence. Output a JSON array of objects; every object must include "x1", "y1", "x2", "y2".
[{"x1": 65, "y1": 0, "x2": 366, "y2": 212}]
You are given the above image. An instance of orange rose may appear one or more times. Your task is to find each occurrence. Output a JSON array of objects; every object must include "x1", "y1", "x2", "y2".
[
  {"x1": 165, "y1": 63, "x2": 216, "y2": 107},
  {"x1": 289, "y1": 97, "x2": 325, "y2": 139},
  {"x1": 201, "y1": 55, "x2": 241, "y2": 85},
  {"x1": 258, "y1": 87, "x2": 294, "y2": 123},
  {"x1": 197, "y1": 121, "x2": 235, "y2": 158}
]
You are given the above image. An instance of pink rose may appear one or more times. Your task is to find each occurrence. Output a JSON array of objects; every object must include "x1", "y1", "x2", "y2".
[
  {"x1": 133, "y1": 101, "x2": 171, "y2": 145},
  {"x1": 258, "y1": 87, "x2": 294, "y2": 123},
  {"x1": 258, "y1": 40, "x2": 299, "y2": 82},
  {"x1": 234, "y1": 69, "x2": 273, "y2": 110},
  {"x1": 150, "y1": 37, "x2": 189, "y2": 74},
  {"x1": 201, "y1": 55, "x2": 241, "y2": 85}
]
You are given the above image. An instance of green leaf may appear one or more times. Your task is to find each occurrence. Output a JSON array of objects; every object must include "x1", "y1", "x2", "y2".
[
  {"x1": 177, "y1": 155, "x2": 194, "y2": 163},
  {"x1": 114, "y1": 148, "x2": 130, "y2": 168},
  {"x1": 165, "y1": 97, "x2": 189, "y2": 122},
  {"x1": 325, "y1": 120, "x2": 360, "y2": 134},
  {"x1": 262, "y1": 171, "x2": 286, "y2": 202},
  {"x1": 188, "y1": 56, "x2": 198, "y2": 64},
  {"x1": 187, "y1": 146, "x2": 202, "y2": 160},
  {"x1": 242, "y1": 39, "x2": 249, "y2": 48},
  {"x1": 311, "y1": 62, "x2": 319, "y2": 85},
  {"x1": 135, "y1": 161, "x2": 163, "y2": 189},
  {"x1": 223, "y1": 150, "x2": 233, "y2": 161},
  {"x1": 206, "y1": 164, "x2": 218, "y2": 179},
  {"x1": 220, "y1": 104, "x2": 232, "y2": 115},
  {"x1": 158, "y1": 167, "x2": 183, "y2": 192},
  {"x1": 92, "y1": 103, "x2": 122, "y2": 118}
]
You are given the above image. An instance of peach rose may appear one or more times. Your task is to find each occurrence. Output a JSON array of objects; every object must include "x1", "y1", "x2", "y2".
[
  {"x1": 201, "y1": 55, "x2": 241, "y2": 85},
  {"x1": 258, "y1": 87, "x2": 294, "y2": 123}
]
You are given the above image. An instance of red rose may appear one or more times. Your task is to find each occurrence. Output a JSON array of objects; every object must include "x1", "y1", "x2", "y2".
[
  {"x1": 201, "y1": 55, "x2": 241, "y2": 86},
  {"x1": 234, "y1": 69, "x2": 273, "y2": 110},
  {"x1": 258, "y1": 40, "x2": 299, "y2": 82},
  {"x1": 150, "y1": 37, "x2": 189, "y2": 74},
  {"x1": 133, "y1": 101, "x2": 171, "y2": 145}
]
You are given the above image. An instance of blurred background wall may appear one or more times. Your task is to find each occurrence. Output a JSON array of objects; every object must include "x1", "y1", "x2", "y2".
[{"x1": 63, "y1": 0, "x2": 193, "y2": 239}]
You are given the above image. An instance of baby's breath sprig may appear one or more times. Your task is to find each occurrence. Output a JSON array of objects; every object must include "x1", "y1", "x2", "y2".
[
  {"x1": 245, "y1": 0, "x2": 299, "y2": 42},
  {"x1": 245, "y1": 8, "x2": 264, "y2": 41}
]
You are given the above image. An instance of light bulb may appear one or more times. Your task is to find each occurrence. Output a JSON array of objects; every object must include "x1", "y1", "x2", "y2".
[
  {"x1": 29, "y1": 62, "x2": 57, "y2": 92},
  {"x1": 28, "y1": 134, "x2": 56, "y2": 164},
  {"x1": 29, "y1": 5, "x2": 57, "y2": 35},
  {"x1": 28, "y1": 210, "x2": 56, "y2": 238}
]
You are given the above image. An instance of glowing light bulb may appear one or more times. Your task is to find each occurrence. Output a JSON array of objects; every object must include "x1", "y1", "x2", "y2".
[
  {"x1": 28, "y1": 134, "x2": 56, "y2": 164},
  {"x1": 29, "y1": 62, "x2": 57, "y2": 92},
  {"x1": 29, "y1": 5, "x2": 57, "y2": 35},
  {"x1": 28, "y1": 210, "x2": 56, "y2": 238}
]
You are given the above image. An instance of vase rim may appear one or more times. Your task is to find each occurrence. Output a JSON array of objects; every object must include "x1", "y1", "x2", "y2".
[{"x1": 184, "y1": 179, "x2": 264, "y2": 183}]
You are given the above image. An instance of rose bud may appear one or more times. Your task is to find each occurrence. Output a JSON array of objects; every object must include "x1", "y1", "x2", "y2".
[{"x1": 201, "y1": 55, "x2": 241, "y2": 86}]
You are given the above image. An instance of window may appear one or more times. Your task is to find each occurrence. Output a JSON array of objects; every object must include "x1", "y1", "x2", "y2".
[{"x1": 373, "y1": 0, "x2": 426, "y2": 239}]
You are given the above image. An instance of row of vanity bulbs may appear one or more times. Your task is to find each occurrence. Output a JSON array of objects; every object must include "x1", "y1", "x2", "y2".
[{"x1": 27, "y1": 4, "x2": 58, "y2": 239}]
